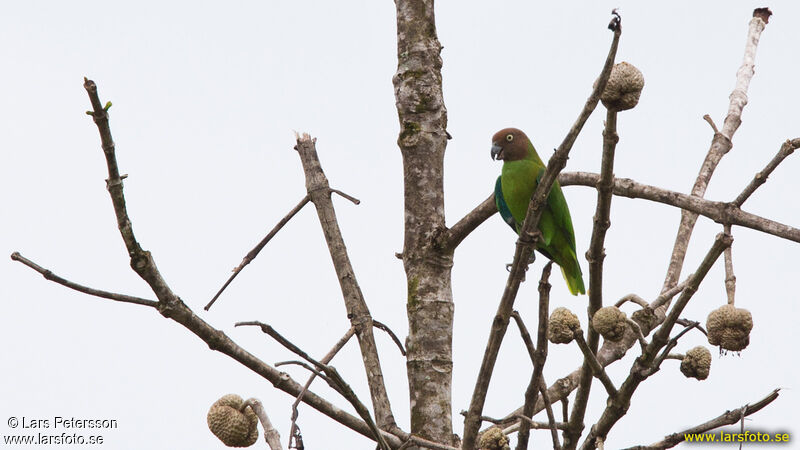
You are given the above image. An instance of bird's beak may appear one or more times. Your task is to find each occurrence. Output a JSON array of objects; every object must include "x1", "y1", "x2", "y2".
[{"x1": 491, "y1": 143, "x2": 504, "y2": 160}]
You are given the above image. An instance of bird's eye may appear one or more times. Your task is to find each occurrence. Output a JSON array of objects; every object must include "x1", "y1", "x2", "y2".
[{"x1": 506, "y1": 134, "x2": 514, "y2": 142}]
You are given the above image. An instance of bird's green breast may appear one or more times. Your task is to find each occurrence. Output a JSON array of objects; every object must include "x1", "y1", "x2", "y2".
[{"x1": 501, "y1": 160, "x2": 542, "y2": 225}]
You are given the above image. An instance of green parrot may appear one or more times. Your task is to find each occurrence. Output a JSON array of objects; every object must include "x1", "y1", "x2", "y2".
[{"x1": 491, "y1": 127, "x2": 586, "y2": 295}]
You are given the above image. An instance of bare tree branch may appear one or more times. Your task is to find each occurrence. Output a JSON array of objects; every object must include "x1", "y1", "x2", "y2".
[
  {"x1": 538, "y1": 378, "x2": 563, "y2": 449},
  {"x1": 287, "y1": 327, "x2": 355, "y2": 448},
  {"x1": 572, "y1": 332, "x2": 617, "y2": 398},
  {"x1": 621, "y1": 389, "x2": 780, "y2": 450},
  {"x1": 615, "y1": 294, "x2": 648, "y2": 309},
  {"x1": 331, "y1": 189, "x2": 361, "y2": 205},
  {"x1": 626, "y1": 319, "x2": 649, "y2": 354},
  {"x1": 293, "y1": 133, "x2": 397, "y2": 433},
  {"x1": 244, "y1": 398, "x2": 284, "y2": 450},
  {"x1": 559, "y1": 172, "x2": 800, "y2": 243},
  {"x1": 733, "y1": 138, "x2": 800, "y2": 207},
  {"x1": 649, "y1": 279, "x2": 690, "y2": 310},
  {"x1": 372, "y1": 320, "x2": 407, "y2": 356},
  {"x1": 515, "y1": 415, "x2": 569, "y2": 431},
  {"x1": 722, "y1": 224, "x2": 737, "y2": 305},
  {"x1": 10, "y1": 252, "x2": 158, "y2": 307},
  {"x1": 274, "y1": 361, "x2": 345, "y2": 395},
  {"x1": 565, "y1": 105, "x2": 620, "y2": 450},
  {"x1": 660, "y1": 9, "x2": 770, "y2": 301},
  {"x1": 205, "y1": 195, "x2": 311, "y2": 310},
  {"x1": 461, "y1": 16, "x2": 622, "y2": 449},
  {"x1": 647, "y1": 321, "x2": 702, "y2": 376},
  {"x1": 439, "y1": 195, "x2": 496, "y2": 251}
]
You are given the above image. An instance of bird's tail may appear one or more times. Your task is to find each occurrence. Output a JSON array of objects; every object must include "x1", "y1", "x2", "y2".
[{"x1": 560, "y1": 258, "x2": 586, "y2": 296}]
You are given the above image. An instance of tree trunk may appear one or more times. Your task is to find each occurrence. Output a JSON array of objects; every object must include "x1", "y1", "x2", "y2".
[{"x1": 393, "y1": 0, "x2": 453, "y2": 445}]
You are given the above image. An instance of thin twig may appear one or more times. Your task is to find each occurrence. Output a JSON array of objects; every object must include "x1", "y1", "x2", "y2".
[
  {"x1": 321, "y1": 366, "x2": 391, "y2": 450},
  {"x1": 702, "y1": 114, "x2": 719, "y2": 134},
  {"x1": 538, "y1": 378, "x2": 563, "y2": 449},
  {"x1": 237, "y1": 321, "x2": 324, "y2": 368},
  {"x1": 650, "y1": 279, "x2": 690, "y2": 310},
  {"x1": 722, "y1": 224, "x2": 736, "y2": 305},
  {"x1": 205, "y1": 195, "x2": 311, "y2": 310},
  {"x1": 509, "y1": 311, "x2": 536, "y2": 363},
  {"x1": 626, "y1": 319, "x2": 648, "y2": 354},
  {"x1": 331, "y1": 188, "x2": 361, "y2": 205},
  {"x1": 676, "y1": 318, "x2": 708, "y2": 336},
  {"x1": 10, "y1": 252, "x2": 158, "y2": 307},
  {"x1": 615, "y1": 294, "x2": 648, "y2": 308},
  {"x1": 515, "y1": 415, "x2": 569, "y2": 431},
  {"x1": 274, "y1": 361, "x2": 345, "y2": 396},
  {"x1": 372, "y1": 320, "x2": 407, "y2": 356},
  {"x1": 733, "y1": 138, "x2": 800, "y2": 207},
  {"x1": 244, "y1": 398, "x2": 284, "y2": 450},
  {"x1": 572, "y1": 332, "x2": 617, "y2": 397},
  {"x1": 463, "y1": 411, "x2": 515, "y2": 427},
  {"x1": 648, "y1": 321, "x2": 702, "y2": 375},
  {"x1": 288, "y1": 327, "x2": 356, "y2": 448},
  {"x1": 621, "y1": 389, "x2": 780, "y2": 450},
  {"x1": 461, "y1": 17, "x2": 621, "y2": 449}
]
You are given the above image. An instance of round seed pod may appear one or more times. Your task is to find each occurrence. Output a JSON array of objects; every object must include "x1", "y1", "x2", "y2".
[
  {"x1": 207, "y1": 394, "x2": 259, "y2": 447},
  {"x1": 598, "y1": 61, "x2": 644, "y2": 111},
  {"x1": 680, "y1": 346, "x2": 712, "y2": 380},
  {"x1": 479, "y1": 426, "x2": 510, "y2": 450},
  {"x1": 548, "y1": 307, "x2": 581, "y2": 344},
  {"x1": 592, "y1": 306, "x2": 627, "y2": 342},
  {"x1": 706, "y1": 305, "x2": 753, "y2": 352}
]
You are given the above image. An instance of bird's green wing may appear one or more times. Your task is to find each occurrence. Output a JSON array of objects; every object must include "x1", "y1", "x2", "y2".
[
  {"x1": 534, "y1": 168, "x2": 557, "y2": 247},
  {"x1": 545, "y1": 181, "x2": 577, "y2": 252},
  {"x1": 495, "y1": 176, "x2": 518, "y2": 232}
]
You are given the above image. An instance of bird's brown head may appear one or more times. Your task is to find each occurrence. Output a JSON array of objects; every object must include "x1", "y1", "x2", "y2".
[{"x1": 490, "y1": 128, "x2": 531, "y2": 161}]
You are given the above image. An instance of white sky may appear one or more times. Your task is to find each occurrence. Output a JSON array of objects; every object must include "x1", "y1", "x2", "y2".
[{"x1": 2, "y1": 2, "x2": 799, "y2": 449}]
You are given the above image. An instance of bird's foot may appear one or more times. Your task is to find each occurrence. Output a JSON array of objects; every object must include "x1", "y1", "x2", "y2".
[{"x1": 505, "y1": 263, "x2": 530, "y2": 282}]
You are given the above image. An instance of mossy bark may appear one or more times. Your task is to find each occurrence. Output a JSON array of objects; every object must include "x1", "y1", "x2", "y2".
[{"x1": 393, "y1": 0, "x2": 454, "y2": 445}]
